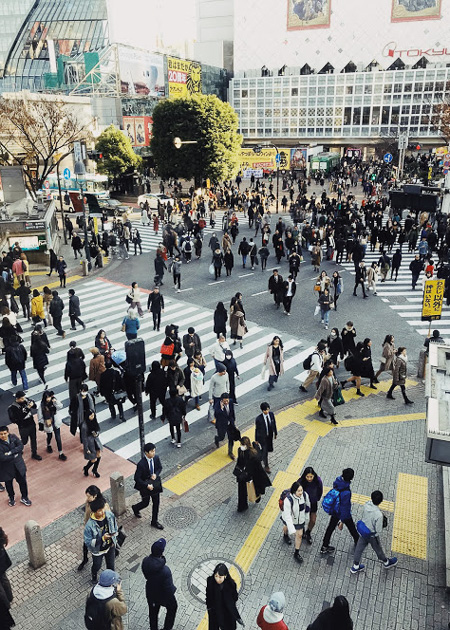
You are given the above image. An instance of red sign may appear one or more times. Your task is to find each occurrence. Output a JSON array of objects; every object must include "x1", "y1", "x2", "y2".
[
  {"x1": 44, "y1": 180, "x2": 50, "y2": 189},
  {"x1": 383, "y1": 42, "x2": 450, "y2": 58}
]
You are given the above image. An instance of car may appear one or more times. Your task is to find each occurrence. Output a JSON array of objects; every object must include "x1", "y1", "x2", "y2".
[
  {"x1": 96, "y1": 198, "x2": 133, "y2": 216},
  {"x1": 137, "y1": 192, "x2": 175, "y2": 210}
]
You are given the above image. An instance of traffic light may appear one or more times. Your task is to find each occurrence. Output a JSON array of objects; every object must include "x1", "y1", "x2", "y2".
[{"x1": 416, "y1": 144, "x2": 421, "y2": 151}]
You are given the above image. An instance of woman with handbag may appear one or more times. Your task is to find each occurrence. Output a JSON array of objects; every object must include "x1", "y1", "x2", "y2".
[
  {"x1": 127, "y1": 282, "x2": 144, "y2": 317},
  {"x1": 263, "y1": 336, "x2": 284, "y2": 392},
  {"x1": 0, "y1": 528, "x2": 14, "y2": 630},
  {"x1": 95, "y1": 329, "x2": 113, "y2": 359},
  {"x1": 315, "y1": 366, "x2": 338, "y2": 425},
  {"x1": 38, "y1": 390, "x2": 67, "y2": 460},
  {"x1": 375, "y1": 334, "x2": 395, "y2": 381},
  {"x1": 280, "y1": 482, "x2": 310, "y2": 564},
  {"x1": 235, "y1": 436, "x2": 271, "y2": 513},
  {"x1": 229, "y1": 304, "x2": 246, "y2": 350}
]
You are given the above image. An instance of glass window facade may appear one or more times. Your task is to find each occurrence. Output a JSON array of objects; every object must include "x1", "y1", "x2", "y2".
[
  {"x1": 230, "y1": 67, "x2": 449, "y2": 142},
  {"x1": 0, "y1": 0, "x2": 108, "y2": 92}
]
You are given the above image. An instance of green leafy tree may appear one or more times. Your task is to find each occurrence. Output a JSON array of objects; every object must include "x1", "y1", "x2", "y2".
[
  {"x1": 151, "y1": 95, "x2": 242, "y2": 187},
  {"x1": 95, "y1": 125, "x2": 141, "y2": 179}
]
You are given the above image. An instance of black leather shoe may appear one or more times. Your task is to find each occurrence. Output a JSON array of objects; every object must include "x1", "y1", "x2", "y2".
[
  {"x1": 151, "y1": 521, "x2": 164, "y2": 530},
  {"x1": 132, "y1": 506, "x2": 141, "y2": 518}
]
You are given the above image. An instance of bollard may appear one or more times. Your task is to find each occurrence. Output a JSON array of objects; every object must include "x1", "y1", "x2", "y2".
[
  {"x1": 80, "y1": 259, "x2": 88, "y2": 276},
  {"x1": 110, "y1": 471, "x2": 126, "y2": 516},
  {"x1": 24, "y1": 520, "x2": 46, "y2": 569},
  {"x1": 417, "y1": 349, "x2": 427, "y2": 379}
]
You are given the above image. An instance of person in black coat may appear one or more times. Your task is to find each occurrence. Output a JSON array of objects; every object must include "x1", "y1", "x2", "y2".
[
  {"x1": 214, "y1": 393, "x2": 237, "y2": 459},
  {"x1": 268, "y1": 270, "x2": 284, "y2": 308},
  {"x1": 154, "y1": 253, "x2": 167, "y2": 285},
  {"x1": 341, "y1": 322, "x2": 357, "y2": 356},
  {"x1": 235, "y1": 437, "x2": 271, "y2": 512},
  {"x1": 68, "y1": 289, "x2": 85, "y2": 330},
  {"x1": 307, "y1": 595, "x2": 353, "y2": 630},
  {"x1": 142, "y1": 537, "x2": 177, "y2": 630},
  {"x1": 145, "y1": 360, "x2": 167, "y2": 420},
  {"x1": 0, "y1": 425, "x2": 31, "y2": 507},
  {"x1": 0, "y1": 527, "x2": 14, "y2": 629},
  {"x1": 254, "y1": 402, "x2": 277, "y2": 474},
  {"x1": 162, "y1": 390, "x2": 186, "y2": 447},
  {"x1": 131, "y1": 442, "x2": 163, "y2": 528},
  {"x1": 327, "y1": 328, "x2": 344, "y2": 367},
  {"x1": 99, "y1": 362, "x2": 126, "y2": 421},
  {"x1": 30, "y1": 326, "x2": 50, "y2": 384},
  {"x1": 213, "y1": 302, "x2": 228, "y2": 338},
  {"x1": 223, "y1": 350, "x2": 239, "y2": 404},
  {"x1": 206, "y1": 563, "x2": 243, "y2": 630},
  {"x1": 147, "y1": 287, "x2": 164, "y2": 331}
]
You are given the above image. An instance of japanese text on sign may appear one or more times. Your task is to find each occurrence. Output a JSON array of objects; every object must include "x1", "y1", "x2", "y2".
[{"x1": 422, "y1": 279, "x2": 445, "y2": 321}]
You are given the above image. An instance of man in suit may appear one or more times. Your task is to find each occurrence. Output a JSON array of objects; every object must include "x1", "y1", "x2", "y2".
[
  {"x1": 213, "y1": 392, "x2": 238, "y2": 460},
  {"x1": 255, "y1": 402, "x2": 278, "y2": 474},
  {"x1": 131, "y1": 442, "x2": 164, "y2": 529},
  {"x1": 268, "y1": 269, "x2": 284, "y2": 308},
  {"x1": 282, "y1": 274, "x2": 297, "y2": 315},
  {"x1": 0, "y1": 425, "x2": 32, "y2": 506}
]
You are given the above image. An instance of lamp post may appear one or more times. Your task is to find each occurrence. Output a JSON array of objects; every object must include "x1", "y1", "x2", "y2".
[
  {"x1": 173, "y1": 136, "x2": 202, "y2": 189},
  {"x1": 253, "y1": 143, "x2": 280, "y2": 213},
  {"x1": 74, "y1": 160, "x2": 91, "y2": 271}
]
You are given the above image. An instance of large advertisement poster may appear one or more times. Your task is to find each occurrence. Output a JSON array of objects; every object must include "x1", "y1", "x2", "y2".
[
  {"x1": 118, "y1": 46, "x2": 165, "y2": 97},
  {"x1": 290, "y1": 148, "x2": 307, "y2": 170},
  {"x1": 287, "y1": 0, "x2": 332, "y2": 30},
  {"x1": 239, "y1": 148, "x2": 291, "y2": 172},
  {"x1": 123, "y1": 116, "x2": 153, "y2": 147},
  {"x1": 391, "y1": 0, "x2": 441, "y2": 21},
  {"x1": 167, "y1": 57, "x2": 202, "y2": 97}
]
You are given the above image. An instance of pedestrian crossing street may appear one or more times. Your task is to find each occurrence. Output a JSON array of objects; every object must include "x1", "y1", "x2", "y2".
[
  {"x1": 338, "y1": 247, "x2": 450, "y2": 344},
  {"x1": 3, "y1": 278, "x2": 315, "y2": 463},
  {"x1": 131, "y1": 210, "x2": 226, "y2": 254}
]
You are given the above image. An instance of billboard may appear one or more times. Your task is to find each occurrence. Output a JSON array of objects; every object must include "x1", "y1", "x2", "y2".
[
  {"x1": 167, "y1": 57, "x2": 202, "y2": 97},
  {"x1": 118, "y1": 46, "x2": 165, "y2": 97},
  {"x1": 239, "y1": 148, "x2": 291, "y2": 172},
  {"x1": 391, "y1": 0, "x2": 441, "y2": 22},
  {"x1": 123, "y1": 116, "x2": 153, "y2": 147},
  {"x1": 287, "y1": 0, "x2": 332, "y2": 30},
  {"x1": 290, "y1": 148, "x2": 307, "y2": 170}
]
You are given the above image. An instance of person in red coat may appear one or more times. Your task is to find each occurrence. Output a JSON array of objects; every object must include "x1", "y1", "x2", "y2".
[{"x1": 257, "y1": 592, "x2": 288, "y2": 630}]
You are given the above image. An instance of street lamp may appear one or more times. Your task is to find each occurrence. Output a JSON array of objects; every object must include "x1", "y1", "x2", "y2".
[
  {"x1": 74, "y1": 160, "x2": 91, "y2": 271},
  {"x1": 173, "y1": 137, "x2": 202, "y2": 189}
]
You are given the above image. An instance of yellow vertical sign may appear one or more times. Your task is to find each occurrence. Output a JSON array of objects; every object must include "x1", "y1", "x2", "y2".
[
  {"x1": 167, "y1": 57, "x2": 202, "y2": 98},
  {"x1": 421, "y1": 279, "x2": 445, "y2": 321}
]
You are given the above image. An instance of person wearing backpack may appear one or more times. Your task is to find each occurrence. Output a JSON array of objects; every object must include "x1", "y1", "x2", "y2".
[
  {"x1": 299, "y1": 343, "x2": 325, "y2": 393},
  {"x1": 320, "y1": 468, "x2": 359, "y2": 554},
  {"x1": 84, "y1": 569, "x2": 126, "y2": 630},
  {"x1": 5, "y1": 338, "x2": 28, "y2": 391},
  {"x1": 280, "y1": 481, "x2": 310, "y2": 564},
  {"x1": 350, "y1": 490, "x2": 398, "y2": 575}
]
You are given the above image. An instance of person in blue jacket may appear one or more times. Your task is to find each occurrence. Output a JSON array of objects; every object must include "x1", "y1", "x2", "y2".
[{"x1": 320, "y1": 468, "x2": 359, "y2": 554}]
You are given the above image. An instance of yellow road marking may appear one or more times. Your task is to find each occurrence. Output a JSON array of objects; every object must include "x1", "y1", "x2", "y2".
[
  {"x1": 392, "y1": 473, "x2": 428, "y2": 559},
  {"x1": 33, "y1": 275, "x2": 83, "y2": 293},
  {"x1": 340, "y1": 413, "x2": 425, "y2": 428}
]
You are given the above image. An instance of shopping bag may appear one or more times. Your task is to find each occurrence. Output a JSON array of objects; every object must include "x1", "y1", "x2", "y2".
[
  {"x1": 247, "y1": 480, "x2": 257, "y2": 503},
  {"x1": 314, "y1": 305, "x2": 320, "y2": 317},
  {"x1": 209, "y1": 263, "x2": 215, "y2": 275},
  {"x1": 183, "y1": 418, "x2": 189, "y2": 433},
  {"x1": 207, "y1": 402, "x2": 215, "y2": 424},
  {"x1": 332, "y1": 387, "x2": 345, "y2": 406}
]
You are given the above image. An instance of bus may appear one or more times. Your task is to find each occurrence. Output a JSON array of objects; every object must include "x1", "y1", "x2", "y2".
[
  {"x1": 310, "y1": 153, "x2": 341, "y2": 174},
  {"x1": 45, "y1": 172, "x2": 110, "y2": 200}
]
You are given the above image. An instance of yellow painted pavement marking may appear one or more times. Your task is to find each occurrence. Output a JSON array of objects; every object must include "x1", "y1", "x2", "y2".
[
  {"x1": 340, "y1": 413, "x2": 425, "y2": 428},
  {"x1": 392, "y1": 473, "x2": 428, "y2": 560},
  {"x1": 33, "y1": 275, "x2": 83, "y2": 293}
]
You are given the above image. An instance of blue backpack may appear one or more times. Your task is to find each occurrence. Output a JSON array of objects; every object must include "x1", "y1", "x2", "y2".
[{"x1": 322, "y1": 488, "x2": 340, "y2": 515}]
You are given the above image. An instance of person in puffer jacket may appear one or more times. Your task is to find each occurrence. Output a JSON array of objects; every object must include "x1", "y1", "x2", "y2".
[
  {"x1": 320, "y1": 468, "x2": 359, "y2": 554},
  {"x1": 257, "y1": 592, "x2": 289, "y2": 630}
]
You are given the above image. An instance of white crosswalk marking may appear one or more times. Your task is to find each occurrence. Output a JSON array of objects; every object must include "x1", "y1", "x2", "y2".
[
  {"x1": 3, "y1": 278, "x2": 313, "y2": 462},
  {"x1": 131, "y1": 211, "x2": 226, "y2": 253}
]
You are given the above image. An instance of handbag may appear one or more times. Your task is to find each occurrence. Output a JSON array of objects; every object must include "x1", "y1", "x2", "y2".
[
  {"x1": 356, "y1": 520, "x2": 375, "y2": 540},
  {"x1": 314, "y1": 283, "x2": 321, "y2": 292},
  {"x1": 230, "y1": 424, "x2": 241, "y2": 441},
  {"x1": 113, "y1": 390, "x2": 127, "y2": 402},
  {"x1": 254, "y1": 255, "x2": 259, "y2": 265},
  {"x1": 232, "y1": 465, "x2": 248, "y2": 483},
  {"x1": 125, "y1": 294, "x2": 133, "y2": 304},
  {"x1": 247, "y1": 480, "x2": 257, "y2": 503},
  {"x1": 332, "y1": 387, "x2": 345, "y2": 406},
  {"x1": 160, "y1": 342, "x2": 174, "y2": 355},
  {"x1": 183, "y1": 418, "x2": 189, "y2": 433},
  {"x1": 207, "y1": 402, "x2": 215, "y2": 424}
]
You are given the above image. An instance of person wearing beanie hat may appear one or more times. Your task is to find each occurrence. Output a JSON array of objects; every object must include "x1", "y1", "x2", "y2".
[
  {"x1": 209, "y1": 363, "x2": 230, "y2": 409},
  {"x1": 142, "y1": 538, "x2": 178, "y2": 630},
  {"x1": 85, "y1": 569, "x2": 127, "y2": 629},
  {"x1": 257, "y1": 592, "x2": 289, "y2": 630}
]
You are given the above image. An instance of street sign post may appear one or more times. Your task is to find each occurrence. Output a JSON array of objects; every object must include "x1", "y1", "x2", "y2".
[
  {"x1": 384, "y1": 153, "x2": 393, "y2": 164},
  {"x1": 63, "y1": 168, "x2": 71, "y2": 180},
  {"x1": 275, "y1": 153, "x2": 281, "y2": 167}
]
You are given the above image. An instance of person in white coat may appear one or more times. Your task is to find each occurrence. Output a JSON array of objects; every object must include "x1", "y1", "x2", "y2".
[
  {"x1": 38, "y1": 391, "x2": 67, "y2": 460},
  {"x1": 280, "y1": 481, "x2": 310, "y2": 564}
]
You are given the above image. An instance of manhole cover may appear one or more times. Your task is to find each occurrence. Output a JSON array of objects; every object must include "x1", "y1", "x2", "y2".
[
  {"x1": 163, "y1": 506, "x2": 198, "y2": 529},
  {"x1": 188, "y1": 559, "x2": 245, "y2": 604}
]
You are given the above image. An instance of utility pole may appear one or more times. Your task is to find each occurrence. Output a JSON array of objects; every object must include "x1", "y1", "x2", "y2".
[{"x1": 441, "y1": 145, "x2": 450, "y2": 215}]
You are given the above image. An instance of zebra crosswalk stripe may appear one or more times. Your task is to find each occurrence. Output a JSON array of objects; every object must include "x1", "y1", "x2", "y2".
[{"x1": 3, "y1": 278, "x2": 313, "y2": 462}]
